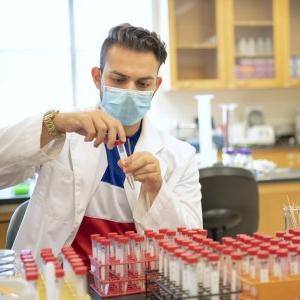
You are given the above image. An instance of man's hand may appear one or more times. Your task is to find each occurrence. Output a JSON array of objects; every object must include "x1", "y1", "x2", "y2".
[
  {"x1": 118, "y1": 152, "x2": 162, "y2": 205},
  {"x1": 41, "y1": 109, "x2": 126, "y2": 148}
]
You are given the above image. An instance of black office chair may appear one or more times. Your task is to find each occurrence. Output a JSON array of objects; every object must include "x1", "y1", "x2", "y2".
[
  {"x1": 5, "y1": 200, "x2": 29, "y2": 249},
  {"x1": 199, "y1": 166, "x2": 259, "y2": 241}
]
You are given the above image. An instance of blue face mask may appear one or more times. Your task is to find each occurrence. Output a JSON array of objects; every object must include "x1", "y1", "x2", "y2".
[{"x1": 100, "y1": 85, "x2": 153, "y2": 126}]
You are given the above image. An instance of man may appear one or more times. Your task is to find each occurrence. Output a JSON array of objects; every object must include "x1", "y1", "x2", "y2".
[{"x1": 0, "y1": 24, "x2": 202, "y2": 264}]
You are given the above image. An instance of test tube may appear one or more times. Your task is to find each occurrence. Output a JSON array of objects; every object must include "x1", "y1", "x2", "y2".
[
  {"x1": 268, "y1": 246, "x2": 279, "y2": 279},
  {"x1": 275, "y1": 249, "x2": 288, "y2": 280},
  {"x1": 186, "y1": 255, "x2": 198, "y2": 296},
  {"x1": 247, "y1": 247, "x2": 258, "y2": 280},
  {"x1": 287, "y1": 244, "x2": 298, "y2": 276},
  {"x1": 230, "y1": 253, "x2": 242, "y2": 293},
  {"x1": 115, "y1": 140, "x2": 134, "y2": 189},
  {"x1": 55, "y1": 268, "x2": 64, "y2": 300},
  {"x1": 90, "y1": 234, "x2": 101, "y2": 259},
  {"x1": 221, "y1": 247, "x2": 233, "y2": 287},
  {"x1": 257, "y1": 251, "x2": 269, "y2": 282},
  {"x1": 208, "y1": 253, "x2": 220, "y2": 295},
  {"x1": 173, "y1": 249, "x2": 184, "y2": 287},
  {"x1": 25, "y1": 271, "x2": 39, "y2": 300},
  {"x1": 74, "y1": 266, "x2": 88, "y2": 298}
]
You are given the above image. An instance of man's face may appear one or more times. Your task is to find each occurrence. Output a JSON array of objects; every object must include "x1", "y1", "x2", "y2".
[{"x1": 92, "y1": 45, "x2": 162, "y2": 97}]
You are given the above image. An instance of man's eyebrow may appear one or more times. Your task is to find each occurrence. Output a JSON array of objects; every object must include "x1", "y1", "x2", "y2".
[
  {"x1": 110, "y1": 71, "x2": 128, "y2": 78},
  {"x1": 137, "y1": 76, "x2": 155, "y2": 81}
]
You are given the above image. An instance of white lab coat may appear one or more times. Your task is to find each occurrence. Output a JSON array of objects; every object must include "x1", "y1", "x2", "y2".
[{"x1": 0, "y1": 115, "x2": 202, "y2": 257}]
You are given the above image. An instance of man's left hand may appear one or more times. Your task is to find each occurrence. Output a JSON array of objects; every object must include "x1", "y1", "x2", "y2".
[{"x1": 118, "y1": 151, "x2": 162, "y2": 205}]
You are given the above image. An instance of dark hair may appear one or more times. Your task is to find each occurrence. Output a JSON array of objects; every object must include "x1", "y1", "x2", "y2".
[{"x1": 100, "y1": 23, "x2": 167, "y2": 70}]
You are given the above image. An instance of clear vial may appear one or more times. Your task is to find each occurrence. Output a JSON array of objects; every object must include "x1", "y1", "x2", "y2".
[
  {"x1": 257, "y1": 251, "x2": 269, "y2": 282},
  {"x1": 230, "y1": 253, "x2": 242, "y2": 293},
  {"x1": 208, "y1": 253, "x2": 220, "y2": 294}
]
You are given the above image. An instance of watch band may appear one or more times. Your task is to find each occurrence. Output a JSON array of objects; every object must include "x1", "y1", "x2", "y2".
[{"x1": 43, "y1": 110, "x2": 62, "y2": 137}]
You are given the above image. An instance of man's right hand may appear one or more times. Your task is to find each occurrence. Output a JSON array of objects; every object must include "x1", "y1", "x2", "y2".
[{"x1": 41, "y1": 109, "x2": 126, "y2": 149}]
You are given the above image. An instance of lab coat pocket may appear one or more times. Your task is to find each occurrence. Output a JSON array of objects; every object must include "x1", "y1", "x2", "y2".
[{"x1": 33, "y1": 160, "x2": 75, "y2": 221}]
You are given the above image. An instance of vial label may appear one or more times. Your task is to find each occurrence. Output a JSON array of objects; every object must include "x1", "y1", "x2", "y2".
[
  {"x1": 290, "y1": 261, "x2": 298, "y2": 275},
  {"x1": 210, "y1": 269, "x2": 220, "y2": 294},
  {"x1": 197, "y1": 261, "x2": 204, "y2": 284},
  {"x1": 249, "y1": 264, "x2": 256, "y2": 279},
  {"x1": 203, "y1": 265, "x2": 210, "y2": 288},
  {"x1": 260, "y1": 268, "x2": 268, "y2": 282}
]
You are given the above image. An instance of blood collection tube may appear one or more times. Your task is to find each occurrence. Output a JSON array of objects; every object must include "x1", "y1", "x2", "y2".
[
  {"x1": 240, "y1": 244, "x2": 251, "y2": 276},
  {"x1": 181, "y1": 254, "x2": 190, "y2": 292},
  {"x1": 55, "y1": 268, "x2": 65, "y2": 300},
  {"x1": 115, "y1": 140, "x2": 134, "y2": 189},
  {"x1": 145, "y1": 231, "x2": 155, "y2": 257},
  {"x1": 74, "y1": 266, "x2": 88, "y2": 297},
  {"x1": 230, "y1": 253, "x2": 242, "y2": 293},
  {"x1": 186, "y1": 255, "x2": 198, "y2": 296},
  {"x1": 158, "y1": 240, "x2": 167, "y2": 274},
  {"x1": 118, "y1": 237, "x2": 129, "y2": 292},
  {"x1": 275, "y1": 249, "x2": 288, "y2": 279},
  {"x1": 173, "y1": 249, "x2": 184, "y2": 287},
  {"x1": 247, "y1": 248, "x2": 258, "y2": 279},
  {"x1": 268, "y1": 246, "x2": 279, "y2": 278},
  {"x1": 257, "y1": 251, "x2": 269, "y2": 282},
  {"x1": 98, "y1": 239, "x2": 110, "y2": 281},
  {"x1": 202, "y1": 250, "x2": 212, "y2": 289},
  {"x1": 221, "y1": 247, "x2": 233, "y2": 286},
  {"x1": 90, "y1": 234, "x2": 101, "y2": 259},
  {"x1": 134, "y1": 235, "x2": 145, "y2": 277},
  {"x1": 25, "y1": 271, "x2": 39, "y2": 300},
  {"x1": 287, "y1": 244, "x2": 298, "y2": 276},
  {"x1": 154, "y1": 233, "x2": 165, "y2": 258},
  {"x1": 208, "y1": 253, "x2": 220, "y2": 295}
]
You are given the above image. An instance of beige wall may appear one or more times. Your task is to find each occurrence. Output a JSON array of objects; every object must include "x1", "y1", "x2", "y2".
[{"x1": 151, "y1": 87, "x2": 300, "y2": 133}]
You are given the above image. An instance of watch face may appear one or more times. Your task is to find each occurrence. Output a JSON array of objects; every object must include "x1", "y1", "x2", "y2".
[{"x1": 248, "y1": 110, "x2": 264, "y2": 127}]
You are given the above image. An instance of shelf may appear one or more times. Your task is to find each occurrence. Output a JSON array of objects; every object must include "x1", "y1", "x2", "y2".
[
  {"x1": 235, "y1": 53, "x2": 273, "y2": 58},
  {"x1": 177, "y1": 43, "x2": 217, "y2": 50},
  {"x1": 234, "y1": 20, "x2": 273, "y2": 27}
]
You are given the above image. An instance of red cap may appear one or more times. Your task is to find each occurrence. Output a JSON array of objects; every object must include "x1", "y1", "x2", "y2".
[
  {"x1": 107, "y1": 232, "x2": 118, "y2": 238},
  {"x1": 186, "y1": 255, "x2": 198, "y2": 264},
  {"x1": 240, "y1": 244, "x2": 251, "y2": 253},
  {"x1": 24, "y1": 266, "x2": 38, "y2": 273},
  {"x1": 115, "y1": 140, "x2": 125, "y2": 146},
  {"x1": 292, "y1": 229, "x2": 300, "y2": 236},
  {"x1": 270, "y1": 238, "x2": 280, "y2": 246},
  {"x1": 260, "y1": 243, "x2": 271, "y2": 251},
  {"x1": 278, "y1": 241, "x2": 289, "y2": 249},
  {"x1": 25, "y1": 271, "x2": 38, "y2": 281},
  {"x1": 23, "y1": 262, "x2": 38, "y2": 269},
  {"x1": 275, "y1": 231, "x2": 285, "y2": 238},
  {"x1": 174, "y1": 249, "x2": 184, "y2": 257},
  {"x1": 144, "y1": 229, "x2": 153, "y2": 234},
  {"x1": 261, "y1": 235, "x2": 272, "y2": 242},
  {"x1": 257, "y1": 251, "x2": 269, "y2": 259},
  {"x1": 222, "y1": 237, "x2": 235, "y2": 246},
  {"x1": 74, "y1": 266, "x2": 88, "y2": 276},
  {"x1": 159, "y1": 228, "x2": 168, "y2": 234},
  {"x1": 90, "y1": 234, "x2": 100, "y2": 241},
  {"x1": 215, "y1": 244, "x2": 226, "y2": 252},
  {"x1": 65, "y1": 253, "x2": 80, "y2": 260},
  {"x1": 197, "y1": 229, "x2": 208, "y2": 237},
  {"x1": 145, "y1": 231, "x2": 155, "y2": 238},
  {"x1": 231, "y1": 253, "x2": 242, "y2": 261},
  {"x1": 277, "y1": 249, "x2": 288, "y2": 257},
  {"x1": 283, "y1": 233, "x2": 294, "y2": 241},
  {"x1": 253, "y1": 232, "x2": 264, "y2": 240},
  {"x1": 287, "y1": 244, "x2": 297, "y2": 252},
  {"x1": 176, "y1": 227, "x2": 186, "y2": 233},
  {"x1": 232, "y1": 241, "x2": 243, "y2": 249},
  {"x1": 166, "y1": 230, "x2": 176, "y2": 237},
  {"x1": 134, "y1": 235, "x2": 145, "y2": 243},
  {"x1": 61, "y1": 246, "x2": 75, "y2": 254},
  {"x1": 247, "y1": 247, "x2": 259, "y2": 256},
  {"x1": 222, "y1": 247, "x2": 233, "y2": 255},
  {"x1": 192, "y1": 234, "x2": 205, "y2": 244},
  {"x1": 40, "y1": 248, "x2": 52, "y2": 254},
  {"x1": 100, "y1": 238, "x2": 111, "y2": 246},
  {"x1": 208, "y1": 253, "x2": 219, "y2": 262},
  {"x1": 268, "y1": 246, "x2": 279, "y2": 255},
  {"x1": 20, "y1": 249, "x2": 32, "y2": 256},
  {"x1": 22, "y1": 258, "x2": 36, "y2": 264},
  {"x1": 250, "y1": 239, "x2": 261, "y2": 247},
  {"x1": 55, "y1": 268, "x2": 65, "y2": 278},
  {"x1": 292, "y1": 236, "x2": 300, "y2": 244},
  {"x1": 200, "y1": 250, "x2": 211, "y2": 258},
  {"x1": 154, "y1": 233, "x2": 165, "y2": 240},
  {"x1": 124, "y1": 231, "x2": 135, "y2": 237}
]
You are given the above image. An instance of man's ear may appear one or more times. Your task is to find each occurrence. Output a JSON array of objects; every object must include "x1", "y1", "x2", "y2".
[
  {"x1": 91, "y1": 67, "x2": 102, "y2": 88},
  {"x1": 154, "y1": 76, "x2": 162, "y2": 93}
]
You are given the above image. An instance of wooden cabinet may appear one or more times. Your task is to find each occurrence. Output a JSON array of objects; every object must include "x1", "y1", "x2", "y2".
[
  {"x1": 0, "y1": 204, "x2": 18, "y2": 248},
  {"x1": 167, "y1": 0, "x2": 299, "y2": 89},
  {"x1": 168, "y1": 0, "x2": 227, "y2": 89},
  {"x1": 258, "y1": 181, "x2": 300, "y2": 236},
  {"x1": 283, "y1": 0, "x2": 300, "y2": 87}
]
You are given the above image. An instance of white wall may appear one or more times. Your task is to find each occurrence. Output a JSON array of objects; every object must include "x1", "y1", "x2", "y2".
[{"x1": 150, "y1": 87, "x2": 300, "y2": 133}]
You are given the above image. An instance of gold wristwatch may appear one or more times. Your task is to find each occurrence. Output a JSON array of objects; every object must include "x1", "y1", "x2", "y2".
[{"x1": 43, "y1": 110, "x2": 62, "y2": 137}]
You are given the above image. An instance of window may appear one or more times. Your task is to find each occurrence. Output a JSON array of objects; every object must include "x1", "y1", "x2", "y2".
[{"x1": 0, "y1": 0, "x2": 153, "y2": 127}]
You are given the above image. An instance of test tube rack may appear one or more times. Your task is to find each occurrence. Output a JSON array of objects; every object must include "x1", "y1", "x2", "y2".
[
  {"x1": 90, "y1": 255, "x2": 158, "y2": 298},
  {"x1": 240, "y1": 276, "x2": 300, "y2": 300},
  {"x1": 145, "y1": 270, "x2": 241, "y2": 300}
]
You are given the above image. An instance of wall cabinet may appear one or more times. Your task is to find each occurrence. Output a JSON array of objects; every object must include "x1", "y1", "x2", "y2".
[{"x1": 168, "y1": 0, "x2": 300, "y2": 90}]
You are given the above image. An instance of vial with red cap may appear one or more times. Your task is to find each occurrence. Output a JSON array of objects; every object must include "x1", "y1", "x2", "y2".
[
  {"x1": 230, "y1": 253, "x2": 242, "y2": 293},
  {"x1": 74, "y1": 265, "x2": 88, "y2": 297},
  {"x1": 221, "y1": 247, "x2": 233, "y2": 287},
  {"x1": 247, "y1": 247, "x2": 259, "y2": 280},
  {"x1": 274, "y1": 249, "x2": 288, "y2": 280},
  {"x1": 25, "y1": 270, "x2": 38, "y2": 300},
  {"x1": 257, "y1": 251, "x2": 269, "y2": 282},
  {"x1": 208, "y1": 253, "x2": 220, "y2": 294},
  {"x1": 287, "y1": 244, "x2": 298, "y2": 276}
]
